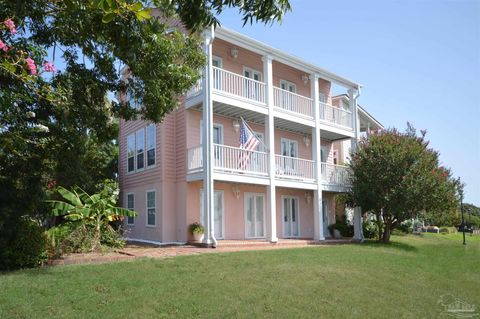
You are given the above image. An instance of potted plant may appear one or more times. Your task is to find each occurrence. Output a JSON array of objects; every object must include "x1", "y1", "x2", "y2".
[{"x1": 189, "y1": 222, "x2": 204, "y2": 242}]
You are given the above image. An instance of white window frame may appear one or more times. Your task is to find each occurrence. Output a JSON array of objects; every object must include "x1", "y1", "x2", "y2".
[
  {"x1": 212, "y1": 55, "x2": 223, "y2": 68},
  {"x1": 127, "y1": 133, "x2": 135, "y2": 173},
  {"x1": 146, "y1": 189, "x2": 156, "y2": 227},
  {"x1": 146, "y1": 124, "x2": 156, "y2": 168},
  {"x1": 281, "y1": 138, "x2": 299, "y2": 158},
  {"x1": 280, "y1": 79, "x2": 297, "y2": 93},
  {"x1": 135, "y1": 129, "x2": 145, "y2": 171},
  {"x1": 244, "y1": 192, "x2": 266, "y2": 239},
  {"x1": 126, "y1": 192, "x2": 135, "y2": 225},
  {"x1": 199, "y1": 120, "x2": 224, "y2": 145},
  {"x1": 243, "y1": 66, "x2": 262, "y2": 81},
  {"x1": 282, "y1": 195, "x2": 300, "y2": 238}
]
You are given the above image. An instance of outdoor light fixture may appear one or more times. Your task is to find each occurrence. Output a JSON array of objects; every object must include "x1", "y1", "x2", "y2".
[
  {"x1": 230, "y1": 47, "x2": 239, "y2": 59},
  {"x1": 233, "y1": 119, "x2": 240, "y2": 133},
  {"x1": 232, "y1": 185, "x2": 241, "y2": 199},
  {"x1": 303, "y1": 135, "x2": 311, "y2": 147},
  {"x1": 302, "y1": 74, "x2": 309, "y2": 85},
  {"x1": 304, "y1": 191, "x2": 312, "y2": 204}
]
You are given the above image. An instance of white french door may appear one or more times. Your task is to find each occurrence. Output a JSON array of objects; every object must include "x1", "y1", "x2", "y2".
[
  {"x1": 280, "y1": 138, "x2": 299, "y2": 173},
  {"x1": 249, "y1": 132, "x2": 265, "y2": 172},
  {"x1": 283, "y1": 196, "x2": 300, "y2": 237},
  {"x1": 243, "y1": 67, "x2": 262, "y2": 100},
  {"x1": 280, "y1": 80, "x2": 297, "y2": 111},
  {"x1": 244, "y1": 193, "x2": 265, "y2": 238},
  {"x1": 200, "y1": 190, "x2": 225, "y2": 239},
  {"x1": 322, "y1": 199, "x2": 329, "y2": 237}
]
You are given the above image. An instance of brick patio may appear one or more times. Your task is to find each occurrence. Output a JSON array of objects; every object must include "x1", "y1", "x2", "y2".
[{"x1": 47, "y1": 238, "x2": 354, "y2": 266}]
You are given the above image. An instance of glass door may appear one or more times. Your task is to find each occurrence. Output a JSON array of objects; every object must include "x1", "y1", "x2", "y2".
[
  {"x1": 200, "y1": 190, "x2": 224, "y2": 239},
  {"x1": 245, "y1": 193, "x2": 265, "y2": 238},
  {"x1": 283, "y1": 197, "x2": 300, "y2": 237},
  {"x1": 281, "y1": 138, "x2": 298, "y2": 175},
  {"x1": 244, "y1": 68, "x2": 262, "y2": 101},
  {"x1": 322, "y1": 199, "x2": 329, "y2": 237}
]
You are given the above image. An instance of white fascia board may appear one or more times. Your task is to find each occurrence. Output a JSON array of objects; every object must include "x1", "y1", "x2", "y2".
[
  {"x1": 215, "y1": 27, "x2": 361, "y2": 90},
  {"x1": 358, "y1": 106, "x2": 384, "y2": 129}
]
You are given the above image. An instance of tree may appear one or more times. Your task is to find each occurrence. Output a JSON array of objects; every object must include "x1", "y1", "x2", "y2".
[
  {"x1": 47, "y1": 181, "x2": 136, "y2": 251},
  {"x1": 346, "y1": 124, "x2": 460, "y2": 243},
  {"x1": 0, "y1": 0, "x2": 291, "y2": 269}
]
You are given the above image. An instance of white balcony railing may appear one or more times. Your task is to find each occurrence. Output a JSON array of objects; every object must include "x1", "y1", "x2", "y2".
[
  {"x1": 320, "y1": 102, "x2": 353, "y2": 129},
  {"x1": 275, "y1": 155, "x2": 315, "y2": 181},
  {"x1": 321, "y1": 162, "x2": 350, "y2": 186},
  {"x1": 188, "y1": 144, "x2": 268, "y2": 176},
  {"x1": 186, "y1": 78, "x2": 202, "y2": 98},
  {"x1": 212, "y1": 67, "x2": 266, "y2": 104},
  {"x1": 273, "y1": 87, "x2": 313, "y2": 118},
  {"x1": 187, "y1": 145, "x2": 203, "y2": 173}
]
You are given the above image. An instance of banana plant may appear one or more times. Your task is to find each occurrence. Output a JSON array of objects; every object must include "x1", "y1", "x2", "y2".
[{"x1": 47, "y1": 182, "x2": 136, "y2": 251}]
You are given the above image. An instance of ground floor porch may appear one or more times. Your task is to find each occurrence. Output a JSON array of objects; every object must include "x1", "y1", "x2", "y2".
[{"x1": 186, "y1": 180, "x2": 362, "y2": 244}]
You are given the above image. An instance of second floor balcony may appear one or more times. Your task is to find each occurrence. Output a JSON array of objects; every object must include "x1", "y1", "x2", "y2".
[
  {"x1": 187, "y1": 67, "x2": 354, "y2": 131},
  {"x1": 187, "y1": 143, "x2": 350, "y2": 190}
]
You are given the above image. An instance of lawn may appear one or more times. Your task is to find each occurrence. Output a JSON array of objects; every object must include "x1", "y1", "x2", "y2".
[{"x1": 1, "y1": 234, "x2": 479, "y2": 319}]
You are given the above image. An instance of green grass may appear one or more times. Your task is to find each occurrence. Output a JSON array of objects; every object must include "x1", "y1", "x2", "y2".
[{"x1": 1, "y1": 234, "x2": 479, "y2": 319}]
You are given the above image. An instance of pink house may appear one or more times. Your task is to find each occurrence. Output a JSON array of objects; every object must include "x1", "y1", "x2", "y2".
[{"x1": 119, "y1": 27, "x2": 382, "y2": 245}]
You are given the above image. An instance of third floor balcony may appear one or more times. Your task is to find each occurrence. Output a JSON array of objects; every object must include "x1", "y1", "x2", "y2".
[{"x1": 186, "y1": 67, "x2": 354, "y2": 132}]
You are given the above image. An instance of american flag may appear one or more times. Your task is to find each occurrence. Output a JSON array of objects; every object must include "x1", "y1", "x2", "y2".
[{"x1": 238, "y1": 119, "x2": 260, "y2": 169}]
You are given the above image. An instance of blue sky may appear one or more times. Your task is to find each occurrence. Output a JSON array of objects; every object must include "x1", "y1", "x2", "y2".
[{"x1": 217, "y1": 0, "x2": 480, "y2": 205}]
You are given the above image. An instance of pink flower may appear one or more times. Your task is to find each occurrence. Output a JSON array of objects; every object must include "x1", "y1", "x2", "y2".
[
  {"x1": 25, "y1": 57, "x2": 37, "y2": 75},
  {"x1": 43, "y1": 61, "x2": 56, "y2": 73},
  {"x1": 4, "y1": 18, "x2": 16, "y2": 34},
  {"x1": 0, "y1": 40, "x2": 8, "y2": 52}
]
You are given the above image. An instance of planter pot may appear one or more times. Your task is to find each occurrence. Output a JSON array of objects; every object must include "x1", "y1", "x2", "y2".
[{"x1": 192, "y1": 232, "x2": 204, "y2": 242}]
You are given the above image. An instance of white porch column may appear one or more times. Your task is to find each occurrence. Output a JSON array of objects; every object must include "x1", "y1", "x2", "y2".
[
  {"x1": 202, "y1": 27, "x2": 217, "y2": 246},
  {"x1": 263, "y1": 54, "x2": 277, "y2": 243},
  {"x1": 311, "y1": 74, "x2": 325, "y2": 241},
  {"x1": 348, "y1": 88, "x2": 364, "y2": 242}
]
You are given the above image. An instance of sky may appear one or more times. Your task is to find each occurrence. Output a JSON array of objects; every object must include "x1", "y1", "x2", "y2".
[{"x1": 216, "y1": 0, "x2": 480, "y2": 205}]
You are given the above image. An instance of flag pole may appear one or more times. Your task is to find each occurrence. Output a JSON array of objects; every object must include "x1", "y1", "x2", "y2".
[{"x1": 240, "y1": 117, "x2": 269, "y2": 151}]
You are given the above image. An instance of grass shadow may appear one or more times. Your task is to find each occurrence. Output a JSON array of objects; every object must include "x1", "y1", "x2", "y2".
[{"x1": 362, "y1": 239, "x2": 418, "y2": 252}]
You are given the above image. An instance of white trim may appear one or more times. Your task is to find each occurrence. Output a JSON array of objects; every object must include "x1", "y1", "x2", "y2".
[
  {"x1": 212, "y1": 55, "x2": 223, "y2": 68},
  {"x1": 126, "y1": 133, "x2": 135, "y2": 173},
  {"x1": 281, "y1": 195, "x2": 301, "y2": 238},
  {"x1": 145, "y1": 189, "x2": 157, "y2": 227},
  {"x1": 280, "y1": 79, "x2": 297, "y2": 93},
  {"x1": 244, "y1": 192, "x2": 266, "y2": 239},
  {"x1": 123, "y1": 237, "x2": 186, "y2": 246},
  {"x1": 126, "y1": 192, "x2": 135, "y2": 226},
  {"x1": 242, "y1": 66, "x2": 263, "y2": 81},
  {"x1": 215, "y1": 27, "x2": 361, "y2": 89},
  {"x1": 280, "y1": 138, "x2": 299, "y2": 158},
  {"x1": 135, "y1": 129, "x2": 145, "y2": 172},
  {"x1": 200, "y1": 120, "x2": 224, "y2": 145},
  {"x1": 200, "y1": 189, "x2": 225, "y2": 239},
  {"x1": 146, "y1": 124, "x2": 156, "y2": 168}
]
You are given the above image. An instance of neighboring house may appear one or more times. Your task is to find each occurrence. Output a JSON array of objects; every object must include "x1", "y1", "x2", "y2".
[{"x1": 118, "y1": 27, "x2": 382, "y2": 245}]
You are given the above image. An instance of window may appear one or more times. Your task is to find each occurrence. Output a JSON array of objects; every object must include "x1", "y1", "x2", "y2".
[
  {"x1": 280, "y1": 79, "x2": 296, "y2": 93},
  {"x1": 127, "y1": 91, "x2": 142, "y2": 110},
  {"x1": 243, "y1": 67, "x2": 263, "y2": 101},
  {"x1": 136, "y1": 129, "x2": 145, "y2": 170},
  {"x1": 126, "y1": 193, "x2": 135, "y2": 225},
  {"x1": 127, "y1": 134, "x2": 135, "y2": 173},
  {"x1": 212, "y1": 56, "x2": 223, "y2": 68},
  {"x1": 146, "y1": 124, "x2": 156, "y2": 167},
  {"x1": 146, "y1": 190, "x2": 156, "y2": 226}
]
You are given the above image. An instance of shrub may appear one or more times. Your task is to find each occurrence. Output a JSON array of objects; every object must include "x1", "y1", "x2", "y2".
[
  {"x1": 45, "y1": 222, "x2": 126, "y2": 257},
  {"x1": 363, "y1": 220, "x2": 378, "y2": 239},
  {"x1": 397, "y1": 220, "x2": 413, "y2": 234},
  {"x1": 189, "y1": 222, "x2": 204, "y2": 234},
  {"x1": 439, "y1": 226, "x2": 457, "y2": 234},
  {"x1": 328, "y1": 222, "x2": 354, "y2": 238},
  {"x1": 0, "y1": 216, "x2": 47, "y2": 270}
]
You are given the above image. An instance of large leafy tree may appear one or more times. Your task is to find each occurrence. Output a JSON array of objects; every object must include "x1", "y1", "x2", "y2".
[
  {"x1": 0, "y1": 0, "x2": 291, "y2": 268},
  {"x1": 347, "y1": 124, "x2": 460, "y2": 243}
]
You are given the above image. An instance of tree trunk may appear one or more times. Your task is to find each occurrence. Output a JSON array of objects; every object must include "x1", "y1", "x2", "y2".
[{"x1": 382, "y1": 216, "x2": 392, "y2": 243}]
